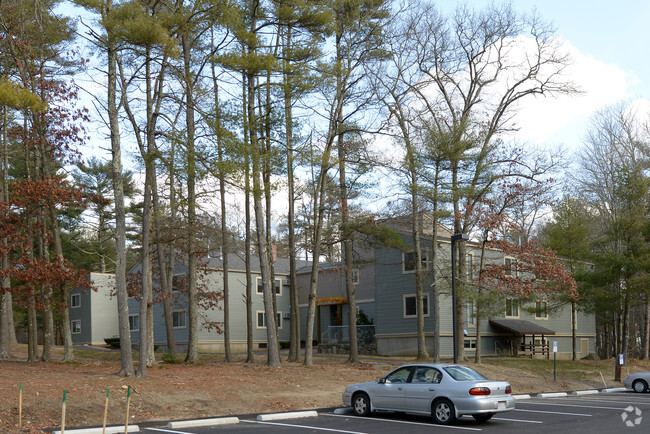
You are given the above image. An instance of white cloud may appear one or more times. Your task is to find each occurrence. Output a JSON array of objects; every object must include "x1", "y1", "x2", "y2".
[{"x1": 510, "y1": 39, "x2": 631, "y2": 148}]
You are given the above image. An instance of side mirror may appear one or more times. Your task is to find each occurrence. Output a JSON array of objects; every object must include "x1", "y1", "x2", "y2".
[{"x1": 378, "y1": 378, "x2": 386, "y2": 384}]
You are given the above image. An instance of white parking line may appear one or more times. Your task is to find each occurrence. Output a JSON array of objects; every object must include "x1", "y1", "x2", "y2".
[
  {"x1": 521, "y1": 402, "x2": 625, "y2": 411},
  {"x1": 546, "y1": 396, "x2": 650, "y2": 405},
  {"x1": 492, "y1": 417, "x2": 543, "y2": 424},
  {"x1": 515, "y1": 409, "x2": 592, "y2": 417},
  {"x1": 324, "y1": 414, "x2": 482, "y2": 431},
  {"x1": 242, "y1": 419, "x2": 368, "y2": 433},
  {"x1": 146, "y1": 429, "x2": 193, "y2": 434}
]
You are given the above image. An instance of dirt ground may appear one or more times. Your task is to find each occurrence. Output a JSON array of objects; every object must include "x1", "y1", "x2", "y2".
[{"x1": 0, "y1": 344, "x2": 643, "y2": 433}]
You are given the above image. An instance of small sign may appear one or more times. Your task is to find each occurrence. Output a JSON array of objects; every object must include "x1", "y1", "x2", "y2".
[
  {"x1": 553, "y1": 341, "x2": 558, "y2": 353},
  {"x1": 619, "y1": 354, "x2": 625, "y2": 365}
]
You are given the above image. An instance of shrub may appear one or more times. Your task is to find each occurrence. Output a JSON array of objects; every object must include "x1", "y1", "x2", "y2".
[{"x1": 104, "y1": 337, "x2": 120, "y2": 348}]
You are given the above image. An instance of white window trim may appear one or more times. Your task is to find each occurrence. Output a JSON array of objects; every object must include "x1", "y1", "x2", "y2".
[
  {"x1": 402, "y1": 250, "x2": 430, "y2": 274},
  {"x1": 505, "y1": 299, "x2": 520, "y2": 318},
  {"x1": 504, "y1": 257, "x2": 517, "y2": 277},
  {"x1": 71, "y1": 320, "x2": 81, "y2": 334},
  {"x1": 70, "y1": 293, "x2": 81, "y2": 309},
  {"x1": 535, "y1": 300, "x2": 549, "y2": 320},
  {"x1": 403, "y1": 293, "x2": 430, "y2": 318},
  {"x1": 256, "y1": 310, "x2": 283, "y2": 329},
  {"x1": 466, "y1": 301, "x2": 475, "y2": 326},
  {"x1": 467, "y1": 253, "x2": 474, "y2": 282},
  {"x1": 256, "y1": 277, "x2": 282, "y2": 296},
  {"x1": 351, "y1": 268, "x2": 360, "y2": 285},
  {"x1": 464, "y1": 338, "x2": 477, "y2": 349},
  {"x1": 129, "y1": 314, "x2": 140, "y2": 332},
  {"x1": 173, "y1": 310, "x2": 187, "y2": 328}
]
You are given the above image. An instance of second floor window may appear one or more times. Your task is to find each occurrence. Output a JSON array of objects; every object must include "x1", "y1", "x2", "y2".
[
  {"x1": 536, "y1": 301, "x2": 548, "y2": 319},
  {"x1": 505, "y1": 299, "x2": 519, "y2": 317},
  {"x1": 403, "y1": 250, "x2": 429, "y2": 273},
  {"x1": 129, "y1": 314, "x2": 139, "y2": 331},
  {"x1": 70, "y1": 293, "x2": 81, "y2": 308},
  {"x1": 256, "y1": 278, "x2": 282, "y2": 295}
]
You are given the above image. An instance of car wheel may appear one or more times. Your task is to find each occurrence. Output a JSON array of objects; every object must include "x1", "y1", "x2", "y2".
[
  {"x1": 432, "y1": 398, "x2": 456, "y2": 425},
  {"x1": 353, "y1": 392, "x2": 371, "y2": 416},
  {"x1": 472, "y1": 413, "x2": 494, "y2": 422},
  {"x1": 633, "y1": 379, "x2": 648, "y2": 393}
]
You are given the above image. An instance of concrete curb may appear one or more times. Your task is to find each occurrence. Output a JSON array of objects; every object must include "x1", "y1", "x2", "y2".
[
  {"x1": 334, "y1": 407, "x2": 353, "y2": 414},
  {"x1": 167, "y1": 417, "x2": 239, "y2": 429},
  {"x1": 257, "y1": 410, "x2": 319, "y2": 421},
  {"x1": 601, "y1": 387, "x2": 627, "y2": 393},
  {"x1": 572, "y1": 389, "x2": 599, "y2": 395},
  {"x1": 52, "y1": 426, "x2": 139, "y2": 434},
  {"x1": 537, "y1": 392, "x2": 568, "y2": 398}
]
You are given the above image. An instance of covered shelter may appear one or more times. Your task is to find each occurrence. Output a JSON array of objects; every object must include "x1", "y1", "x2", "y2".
[{"x1": 489, "y1": 319, "x2": 556, "y2": 358}]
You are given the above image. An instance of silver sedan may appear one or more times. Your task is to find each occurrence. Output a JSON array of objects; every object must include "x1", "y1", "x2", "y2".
[
  {"x1": 623, "y1": 371, "x2": 650, "y2": 392},
  {"x1": 342, "y1": 363, "x2": 515, "y2": 424}
]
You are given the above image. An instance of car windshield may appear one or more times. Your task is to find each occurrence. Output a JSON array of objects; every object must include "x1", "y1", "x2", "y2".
[{"x1": 443, "y1": 366, "x2": 487, "y2": 381}]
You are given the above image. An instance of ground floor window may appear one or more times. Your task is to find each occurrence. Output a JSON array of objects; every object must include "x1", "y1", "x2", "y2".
[
  {"x1": 71, "y1": 320, "x2": 81, "y2": 334},
  {"x1": 129, "y1": 314, "x2": 139, "y2": 331},
  {"x1": 173, "y1": 310, "x2": 186, "y2": 328}
]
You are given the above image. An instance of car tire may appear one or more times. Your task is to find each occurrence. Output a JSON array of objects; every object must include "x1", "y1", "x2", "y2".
[
  {"x1": 432, "y1": 398, "x2": 456, "y2": 425},
  {"x1": 472, "y1": 413, "x2": 494, "y2": 422},
  {"x1": 352, "y1": 392, "x2": 371, "y2": 416},
  {"x1": 633, "y1": 379, "x2": 648, "y2": 393}
]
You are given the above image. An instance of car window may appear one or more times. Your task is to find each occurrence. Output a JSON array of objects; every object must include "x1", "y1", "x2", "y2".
[
  {"x1": 411, "y1": 367, "x2": 441, "y2": 384},
  {"x1": 443, "y1": 366, "x2": 487, "y2": 381},
  {"x1": 385, "y1": 367, "x2": 412, "y2": 383}
]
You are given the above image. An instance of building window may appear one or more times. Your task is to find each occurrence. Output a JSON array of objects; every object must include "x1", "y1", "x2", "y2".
[
  {"x1": 504, "y1": 257, "x2": 517, "y2": 276},
  {"x1": 256, "y1": 311, "x2": 283, "y2": 329},
  {"x1": 403, "y1": 250, "x2": 429, "y2": 273},
  {"x1": 173, "y1": 311, "x2": 187, "y2": 328},
  {"x1": 256, "y1": 278, "x2": 282, "y2": 295},
  {"x1": 403, "y1": 293, "x2": 430, "y2": 318},
  {"x1": 464, "y1": 339, "x2": 476, "y2": 349},
  {"x1": 70, "y1": 293, "x2": 81, "y2": 308},
  {"x1": 129, "y1": 314, "x2": 139, "y2": 331},
  {"x1": 535, "y1": 301, "x2": 548, "y2": 319},
  {"x1": 466, "y1": 301, "x2": 475, "y2": 325},
  {"x1": 467, "y1": 254, "x2": 473, "y2": 281},
  {"x1": 71, "y1": 320, "x2": 81, "y2": 334},
  {"x1": 351, "y1": 268, "x2": 360, "y2": 285},
  {"x1": 505, "y1": 299, "x2": 519, "y2": 318}
]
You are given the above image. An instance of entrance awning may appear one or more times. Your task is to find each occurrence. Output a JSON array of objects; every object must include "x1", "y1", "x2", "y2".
[
  {"x1": 316, "y1": 296, "x2": 348, "y2": 306},
  {"x1": 489, "y1": 319, "x2": 555, "y2": 336}
]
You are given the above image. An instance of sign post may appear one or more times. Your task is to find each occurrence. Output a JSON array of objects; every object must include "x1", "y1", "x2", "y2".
[{"x1": 553, "y1": 341, "x2": 558, "y2": 382}]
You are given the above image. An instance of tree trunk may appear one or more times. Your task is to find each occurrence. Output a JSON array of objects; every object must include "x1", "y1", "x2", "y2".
[{"x1": 107, "y1": 20, "x2": 135, "y2": 376}]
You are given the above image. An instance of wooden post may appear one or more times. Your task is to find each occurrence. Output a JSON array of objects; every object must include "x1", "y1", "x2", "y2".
[
  {"x1": 103, "y1": 388, "x2": 109, "y2": 434},
  {"x1": 61, "y1": 390, "x2": 67, "y2": 434},
  {"x1": 19, "y1": 382, "x2": 22, "y2": 429},
  {"x1": 124, "y1": 386, "x2": 131, "y2": 434}
]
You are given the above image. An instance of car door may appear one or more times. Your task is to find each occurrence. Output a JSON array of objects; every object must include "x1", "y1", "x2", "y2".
[
  {"x1": 371, "y1": 366, "x2": 412, "y2": 411},
  {"x1": 404, "y1": 367, "x2": 442, "y2": 414}
]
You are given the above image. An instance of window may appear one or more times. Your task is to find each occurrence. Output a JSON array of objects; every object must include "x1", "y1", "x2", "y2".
[
  {"x1": 385, "y1": 366, "x2": 412, "y2": 384},
  {"x1": 256, "y1": 311, "x2": 283, "y2": 329},
  {"x1": 129, "y1": 314, "x2": 139, "y2": 331},
  {"x1": 535, "y1": 301, "x2": 548, "y2": 319},
  {"x1": 403, "y1": 293, "x2": 429, "y2": 318},
  {"x1": 173, "y1": 311, "x2": 187, "y2": 328},
  {"x1": 466, "y1": 301, "x2": 475, "y2": 325},
  {"x1": 403, "y1": 250, "x2": 429, "y2": 273},
  {"x1": 504, "y1": 257, "x2": 517, "y2": 276},
  {"x1": 256, "y1": 278, "x2": 282, "y2": 295},
  {"x1": 70, "y1": 293, "x2": 81, "y2": 308},
  {"x1": 351, "y1": 268, "x2": 360, "y2": 285},
  {"x1": 71, "y1": 320, "x2": 81, "y2": 334},
  {"x1": 467, "y1": 254, "x2": 474, "y2": 281},
  {"x1": 505, "y1": 299, "x2": 519, "y2": 318},
  {"x1": 464, "y1": 339, "x2": 476, "y2": 349}
]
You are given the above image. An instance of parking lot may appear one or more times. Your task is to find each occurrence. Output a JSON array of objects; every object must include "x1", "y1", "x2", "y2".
[{"x1": 141, "y1": 390, "x2": 650, "y2": 433}]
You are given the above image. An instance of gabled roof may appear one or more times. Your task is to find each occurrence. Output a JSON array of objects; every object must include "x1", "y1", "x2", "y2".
[
  {"x1": 489, "y1": 319, "x2": 556, "y2": 336},
  {"x1": 204, "y1": 253, "x2": 310, "y2": 275}
]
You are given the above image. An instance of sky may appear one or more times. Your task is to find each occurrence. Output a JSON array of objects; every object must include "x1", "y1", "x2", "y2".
[{"x1": 435, "y1": 0, "x2": 650, "y2": 153}]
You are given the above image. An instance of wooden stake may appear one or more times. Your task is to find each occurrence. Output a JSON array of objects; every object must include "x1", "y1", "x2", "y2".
[
  {"x1": 124, "y1": 386, "x2": 131, "y2": 434},
  {"x1": 102, "y1": 388, "x2": 109, "y2": 434},
  {"x1": 18, "y1": 382, "x2": 22, "y2": 429},
  {"x1": 61, "y1": 389, "x2": 67, "y2": 434}
]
